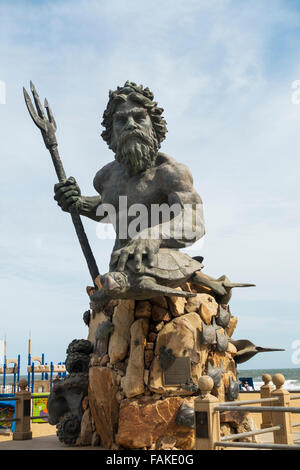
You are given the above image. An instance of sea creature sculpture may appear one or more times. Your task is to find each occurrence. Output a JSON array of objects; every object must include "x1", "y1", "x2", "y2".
[
  {"x1": 230, "y1": 339, "x2": 285, "y2": 365},
  {"x1": 195, "y1": 274, "x2": 256, "y2": 305},
  {"x1": 201, "y1": 317, "x2": 229, "y2": 352},
  {"x1": 159, "y1": 346, "x2": 176, "y2": 371},
  {"x1": 83, "y1": 310, "x2": 91, "y2": 326},
  {"x1": 216, "y1": 329, "x2": 229, "y2": 352},
  {"x1": 216, "y1": 305, "x2": 231, "y2": 329},
  {"x1": 48, "y1": 339, "x2": 92, "y2": 445},
  {"x1": 176, "y1": 401, "x2": 194, "y2": 428},
  {"x1": 201, "y1": 319, "x2": 217, "y2": 345},
  {"x1": 207, "y1": 360, "x2": 225, "y2": 387},
  {"x1": 91, "y1": 249, "x2": 256, "y2": 311},
  {"x1": 180, "y1": 378, "x2": 199, "y2": 393},
  {"x1": 91, "y1": 250, "x2": 213, "y2": 311},
  {"x1": 227, "y1": 376, "x2": 240, "y2": 401},
  {"x1": 94, "y1": 320, "x2": 114, "y2": 355}
]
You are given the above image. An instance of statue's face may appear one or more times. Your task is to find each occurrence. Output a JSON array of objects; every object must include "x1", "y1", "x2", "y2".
[
  {"x1": 112, "y1": 98, "x2": 153, "y2": 146},
  {"x1": 111, "y1": 97, "x2": 159, "y2": 175}
]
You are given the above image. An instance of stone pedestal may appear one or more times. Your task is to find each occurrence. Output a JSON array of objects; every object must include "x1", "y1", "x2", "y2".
[{"x1": 86, "y1": 279, "x2": 240, "y2": 450}]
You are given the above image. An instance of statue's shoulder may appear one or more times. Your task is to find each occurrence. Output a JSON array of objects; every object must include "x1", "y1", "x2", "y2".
[
  {"x1": 156, "y1": 152, "x2": 193, "y2": 185},
  {"x1": 93, "y1": 161, "x2": 117, "y2": 192}
]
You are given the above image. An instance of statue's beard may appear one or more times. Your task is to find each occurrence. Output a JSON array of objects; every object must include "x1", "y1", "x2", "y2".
[{"x1": 115, "y1": 129, "x2": 158, "y2": 175}]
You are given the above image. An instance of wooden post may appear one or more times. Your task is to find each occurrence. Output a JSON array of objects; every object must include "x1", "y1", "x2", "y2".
[
  {"x1": 271, "y1": 374, "x2": 293, "y2": 445},
  {"x1": 13, "y1": 379, "x2": 32, "y2": 440},
  {"x1": 194, "y1": 376, "x2": 221, "y2": 450},
  {"x1": 260, "y1": 374, "x2": 274, "y2": 429}
]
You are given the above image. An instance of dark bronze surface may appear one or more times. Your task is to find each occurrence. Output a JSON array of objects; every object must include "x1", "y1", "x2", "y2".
[
  {"x1": 163, "y1": 357, "x2": 191, "y2": 386},
  {"x1": 195, "y1": 411, "x2": 209, "y2": 438}
]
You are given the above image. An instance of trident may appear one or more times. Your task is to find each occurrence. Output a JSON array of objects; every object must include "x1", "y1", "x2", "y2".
[{"x1": 23, "y1": 82, "x2": 99, "y2": 284}]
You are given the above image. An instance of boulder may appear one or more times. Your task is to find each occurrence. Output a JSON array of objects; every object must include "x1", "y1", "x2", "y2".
[
  {"x1": 135, "y1": 301, "x2": 152, "y2": 319},
  {"x1": 145, "y1": 349, "x2": 154, "y2": 369},
  {"x1": 226, "y1": 316, "x2": 238, "y2": 337},
  {"x1": 108, "y1": 300, "x2": 135, "y2": 364},
  {"x1": 227, "y1": 342, "x2": 237, "y2": 357},
  {"x1": 220, "y1": 423, "x2": 234, "y2": 438},
  {"x1": 150, "y1": 296, "x2": 168, "y2": 309},
  {"x1": 198, "y1": 294, "x2": 218, "y2": 324},
  {"x1": 76, "y1": 408, "x2": 93, "y2": 446},
  {"x1": 116, "y1": 396, "x2": 195, "y2": 449},
  {"x1": 87, "y1": 312, "x2": 110, "y2": 345},
  {"x1": 167, "y1": 288, "x2": 186, "y2": 316},
  {"x1": 149, "y1": 313, "x2": 208, "y2": 395},
  {"x1": 121, "y1": 318, "x2": 149, "y2": 398},
  {"x1": 184, "y1": 295, "x2": 202, "y2": 313},
  {"x1": 88, "y1": 367, "x2": 119, "y2": 449},
  {"x1": 220, "y1": 410, "x2": 248, "y2": 426},
  {"x1": 152, "y1": 305, "x2": 171, "y2": 322},
  {"x1": 236, "y1": 416, "x2": 260, "y2": 443}
]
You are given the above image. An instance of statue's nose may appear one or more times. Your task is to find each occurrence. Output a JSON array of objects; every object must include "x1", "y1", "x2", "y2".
[{"x1": 125, "y1": 115, "x2": 137, "y2": 131}]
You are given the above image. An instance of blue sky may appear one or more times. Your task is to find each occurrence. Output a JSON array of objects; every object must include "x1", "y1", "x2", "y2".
[{"x1": 0, "y1": 0, "x2": 299, "y2": 372}]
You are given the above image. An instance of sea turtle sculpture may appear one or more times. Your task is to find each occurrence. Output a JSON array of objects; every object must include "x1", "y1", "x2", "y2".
[
  {"x1": 91, "y1": 249, "x2": 202, "y2": 310},
  {"x1": 90, "y1": 248, "x2": 255, "y2": 311}
]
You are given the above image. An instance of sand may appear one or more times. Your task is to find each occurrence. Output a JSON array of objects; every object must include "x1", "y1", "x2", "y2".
[{"x1": 0, "y1": 422, "x2": 57, "y2": 442}]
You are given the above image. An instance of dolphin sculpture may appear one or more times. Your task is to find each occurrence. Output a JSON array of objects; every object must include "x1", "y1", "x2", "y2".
[{"x1": 230, "y1": 339, "x2": 285, "y2": 364}]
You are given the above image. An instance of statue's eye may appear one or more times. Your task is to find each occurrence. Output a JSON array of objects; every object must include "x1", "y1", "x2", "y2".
[
  {"x1": 134, "y1": 112, "x2": 145, "y2": 122},
  {"x1": 115, "y1": 115, "x2": 127, "y2": 125}
]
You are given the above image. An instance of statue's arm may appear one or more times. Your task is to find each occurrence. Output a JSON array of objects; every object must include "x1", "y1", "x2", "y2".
[
  {"x1": 150, "y1": 161, "x2": 205, "y2": 248},
  {"x1": 54, "y1": 177, "x2": 102, "y2": 222},
  {"x1": 77, "y1": 195, "x2": 102, "y2": 222},
  {"x1": 161, "y1": 188, "x2": 205, "y2": 249},
  {"x1": 54, "y1": 163, "x2": 115, "y2": 222}
]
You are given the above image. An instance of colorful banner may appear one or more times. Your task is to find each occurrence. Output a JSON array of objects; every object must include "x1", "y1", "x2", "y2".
[
  {"x1": 0, "y1": 396, "x2": 15, "y2": 432},
  {"x1": 32, "y1": 393, "x2": 49, "y2": 423}
]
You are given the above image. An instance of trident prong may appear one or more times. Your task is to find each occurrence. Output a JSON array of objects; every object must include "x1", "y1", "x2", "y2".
[
  {"x1": 30, "y1": 81, "x2": 46, "y2": 120},
  {"x1": 23, "y1": 82, "x2": 57, "y2": 149},
  {"x1": 23, "y1": 87, "x2": 46, "y2": 131},
  {"x1": 44, "y1": 98, "x2": 57, "y2": 131}
]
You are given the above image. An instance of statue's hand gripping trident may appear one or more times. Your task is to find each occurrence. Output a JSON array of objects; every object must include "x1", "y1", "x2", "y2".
[{"x1": 23, "y1": 82, "x2": 99, "y2": 284}]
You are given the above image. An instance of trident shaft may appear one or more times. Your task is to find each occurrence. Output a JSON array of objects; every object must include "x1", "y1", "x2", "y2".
[{"x1": 23, "y1": 82, "x2": 99, "y2": 284}]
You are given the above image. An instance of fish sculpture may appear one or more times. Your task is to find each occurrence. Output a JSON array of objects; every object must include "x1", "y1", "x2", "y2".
[
  {"x1": 207, "y1": 360, "x2": 225, "y2": 387},
  {"x1": 227, "y1": 376, "x2": 240, "y2": 401},
  {"x1": 176, "y1": 401, "x2": 194, "y2": 428}
]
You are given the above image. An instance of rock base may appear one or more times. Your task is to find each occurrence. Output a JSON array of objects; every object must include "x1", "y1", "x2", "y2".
[{"x1": 85, "y1": 279, "x2": 240, "y2": 449}]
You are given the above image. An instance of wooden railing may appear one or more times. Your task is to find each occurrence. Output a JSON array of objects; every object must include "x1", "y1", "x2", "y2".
[{"x1": 194, "y1": 374, "x2": 300, "y2": 450}]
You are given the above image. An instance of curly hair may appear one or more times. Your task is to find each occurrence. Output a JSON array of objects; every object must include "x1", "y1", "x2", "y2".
[{"x1": 101, "y1": 81, "x2": 168, "y2": 150}]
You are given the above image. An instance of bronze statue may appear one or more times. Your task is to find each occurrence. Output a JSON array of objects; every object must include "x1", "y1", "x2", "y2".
[
  {"x1": 54, "y1": 82, "x2": 205, "y2": 271},
  {"x1": 24, "y1": 80, "x2": 254, "y2": 309}
]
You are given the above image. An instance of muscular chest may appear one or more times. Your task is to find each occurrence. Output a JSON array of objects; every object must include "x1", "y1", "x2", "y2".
[{"x1": 101, "y1": 167, "x2": 167, "y2": 210}]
